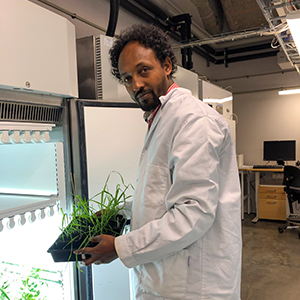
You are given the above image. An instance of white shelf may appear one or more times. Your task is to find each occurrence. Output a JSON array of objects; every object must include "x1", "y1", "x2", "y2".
[{"x1": 0, "y1": 194, "x2": 58, "y2": 220}]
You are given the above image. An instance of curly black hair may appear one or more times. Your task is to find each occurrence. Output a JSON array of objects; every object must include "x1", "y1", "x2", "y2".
[{"x1": 109, "y1": 24, "x2": 177, "y2": 82}]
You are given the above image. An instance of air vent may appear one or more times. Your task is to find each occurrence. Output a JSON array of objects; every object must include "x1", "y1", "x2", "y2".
[
  {"x1": 0, "y1": 101, "x2": 62, "y2": 123},
  {"x1": 76, "y1": 35, "x2": 128, "y2": 101},
  {"x1": 95, "y1": 36, "x2": 103, "y2": 100}
]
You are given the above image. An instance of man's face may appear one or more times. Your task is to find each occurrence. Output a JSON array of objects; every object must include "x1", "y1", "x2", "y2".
[{"x1": 118, "y1": 41, "x2": 172, "y2": 112}]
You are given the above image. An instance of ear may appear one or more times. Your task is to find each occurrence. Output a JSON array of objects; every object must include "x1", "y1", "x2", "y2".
[{"x1": 163, "y1": 57, "x2": 172, "y2": 77}]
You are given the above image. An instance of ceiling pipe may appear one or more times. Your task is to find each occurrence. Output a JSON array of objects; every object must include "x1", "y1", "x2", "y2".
[
  {"x1": 169, "y1": 14, "x2": 194, "y2": 69},
  {"x1": 256, "y1": 0, "x2": 300, "y2": 74},
  {"x1": 215, "y1": 49, "x2": 278, "y2": 64},
  {"x1": 120, "y1": 0, "x2": 167, "y2": 30},
  {"x1": 125, "y1": 0, "x2": 217, "y2": 63},
  {"x1": 35, "y1": 0, "x2": 278, "y2": 66},
  {"x1": 130, "y1": 0, "x2": 217, "y2": 56},
  {"x1": 172, "y1": 26, "x2": 273, "y2": 50},
  {"x1": 120, "y1": 0, "x2": 278, "y2": 66},
  {"x1": 193, "y1": 47, "x2": 217, "y2": 63},
  {"x1": 212, "y1": 69, "x2": 296, "y2": 83},
  {"x1": 151, "y1": 0, "x2": 210, "y2": 39},
  {"x1": 213, "y1": 42, "x2": 277, "y2": 56},
  {"x1": 264, "y1": 1, "x2": 300, "y2": 11},
  {"x1": 132, "y1": 0, "x2": 169, "y2": 22},
  {"x1": 106, "y1": 0, "x2": 120, "y2": 37},
  {"x1": 119, "y1": 1, "x2": 195, "y2": 47},
  {"x1": 120, "y1": 1, "x2": 215, "y2": 64}
]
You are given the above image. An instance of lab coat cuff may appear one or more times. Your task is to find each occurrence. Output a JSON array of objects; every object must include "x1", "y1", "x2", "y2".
[{"x1": 115, "y1": 234, "x2": 139, "y2": 268}]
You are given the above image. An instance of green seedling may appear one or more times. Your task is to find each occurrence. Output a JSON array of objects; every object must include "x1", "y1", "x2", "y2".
[{"x1": 58, "y1": 171, "x2": 133, "y2": 263}]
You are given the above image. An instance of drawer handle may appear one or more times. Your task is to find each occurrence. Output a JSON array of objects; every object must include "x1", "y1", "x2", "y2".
[
  {"x1": 267, "y1": 195, "x2": 277, "y2": 198},
  {"x1": 266, "y1": 189, "x2": 276, "y2": 192},
  {"x1": 267, "y1": 201, "x2": 277, "y2": 204}
]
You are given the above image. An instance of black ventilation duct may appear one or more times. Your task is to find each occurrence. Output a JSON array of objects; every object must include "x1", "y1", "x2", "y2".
[
  {"x1": 106, "y1": 0, "x2": 120, "y2": 37},
  {"x1": 169, "y1": 14, "x2": 193, "y2": 70}
]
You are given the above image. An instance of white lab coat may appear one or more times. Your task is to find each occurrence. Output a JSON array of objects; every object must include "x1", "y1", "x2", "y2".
[{"x1": 115, "y1": 88, "x2": 242, "y2": 300}]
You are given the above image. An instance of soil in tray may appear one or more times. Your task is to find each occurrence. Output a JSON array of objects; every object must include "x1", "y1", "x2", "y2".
[{"x1": 47, "y1": 214, "x2": 126, "y2": 262}]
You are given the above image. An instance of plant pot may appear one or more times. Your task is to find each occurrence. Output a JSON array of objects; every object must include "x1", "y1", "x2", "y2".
[{"x1": 47, "y1": 214, "x2": 126, "y2": 263}]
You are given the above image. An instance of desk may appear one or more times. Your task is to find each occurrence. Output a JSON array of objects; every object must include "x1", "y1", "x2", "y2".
[
  {"x1": 250, "y1": 168, "x2": 284, "y2": 223},
  {"x1": 239, "y1": 167, "x2": 252, "y2": 220}
]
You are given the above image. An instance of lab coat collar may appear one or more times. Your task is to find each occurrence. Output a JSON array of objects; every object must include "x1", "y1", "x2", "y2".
[
  {"x1": 144, "y1": 87, "x2": 194, "y2": 145},
  {"x1": 144, "y1": 88, "x2": 185, "y2": 142},
  {"x1": 159, "y1": 87, "x2": 191, "y2": 108},
  {"x1": 145, "y1": 109, "x2": 161, "y2": 141}
]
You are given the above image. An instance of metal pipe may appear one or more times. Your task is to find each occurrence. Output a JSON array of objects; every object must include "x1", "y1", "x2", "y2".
[
  {"x1": 256, "y1": 0, "x2": 299, "y2": 72},
  {"x1": 132, "y1": 0, "x2": 169, "y2": 22},
  {"x1": 193, "y1": 47, "x2": 217, "y2": 63},
  {"x1": 36, "y1": 0, "x2": 106, "y2": 33},
  {"x1": 214, "y1": 43, "x2": 277, "y2": 56},
  {"x1": 119, "y1": 0, "x2": 214, "y2": 64},
  {"x1": 129, "y1": 0, "x2": 216, "y2": 60},
  {"x1": 34, "y1": 0, "x2": 285, "y2": 67},
  {"x1": 119, "y1": 0, "x2": 166, "y2": 30},
  {"x1": 270, "y1": 16, "x2": 288, "y2": 21},
  {"x1": 224, "y1": 48, "x2": 228, "y2": 68},
  {"x1": 172, "y1": 27, "x2": 272, "y2": 49},
  {"x1": 162, "y1": 0, "x2": 210, "y2": 39},
  {"x1": 211, "y1": 69, "x2": 296, "y2": 83},
  {"x1": 120, "y1": 0, "x2": 280, "y2": 65},
  {"x1": 215, "y1": 50, "x2": 278, "y2": 64},
  {"x1": 106, "y1": 0, "x2": 120, "y2": 37},
  {"x1": 264, "y1": 0, "x2": 300, "y2": 10}
]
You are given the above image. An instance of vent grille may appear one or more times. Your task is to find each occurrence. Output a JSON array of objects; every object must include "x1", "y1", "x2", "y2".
[
  {"x1": 0, "y1": 101, "x2": 63, "y2": 123},
  {"x1": 95, "y1": 36, "x2": 103, "y2": 100}
]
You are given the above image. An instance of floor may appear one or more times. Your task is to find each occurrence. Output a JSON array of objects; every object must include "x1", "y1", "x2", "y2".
[{"x1": 241, "y1": 214, "x2": 300, "y2": 300}]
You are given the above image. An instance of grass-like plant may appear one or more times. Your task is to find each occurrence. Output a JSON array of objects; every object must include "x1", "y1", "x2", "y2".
[
  {"x1": 0, "y1": 287, "x2": 10, "y2": 300},
  {"x1": 49, "y1": 171, "x2": 133, "y2": 263}
]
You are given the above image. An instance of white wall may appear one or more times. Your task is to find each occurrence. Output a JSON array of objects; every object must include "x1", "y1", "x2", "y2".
[
  {"x1": 207, "y1": 56, "x2": 300, "y2": 166},
  {"x1": 234, "y1": 90, "x2": 300, "y2": 165},
  {"x1": 208, "y1": 56, "x2": 299, "y2": 92}
]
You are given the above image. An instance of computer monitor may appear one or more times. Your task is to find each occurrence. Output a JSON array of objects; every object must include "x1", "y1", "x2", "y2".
[{"x1": 263, "y1": 140, "x2": 296, "y2": 165}]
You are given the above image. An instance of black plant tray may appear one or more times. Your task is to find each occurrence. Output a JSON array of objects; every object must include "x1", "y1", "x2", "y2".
[{"x1": 47, "y1": 214, "x2": 126, "y2": 263}]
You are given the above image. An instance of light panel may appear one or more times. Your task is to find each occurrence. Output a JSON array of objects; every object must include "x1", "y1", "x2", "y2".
[
  {"x1": 203, "y1": 96, "x2": 233, "y2": 103},
  {"x1": 278, "y1": 88, "x2": 300, "y2": 95},
  {"x1": 286, "y1": 11, "x2": 300, "y2": 55}
]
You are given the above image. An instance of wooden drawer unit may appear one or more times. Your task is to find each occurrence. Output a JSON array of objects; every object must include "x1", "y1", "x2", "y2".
[{"x1": 259, "y1": 186, "x2": 286, "y2": 220}]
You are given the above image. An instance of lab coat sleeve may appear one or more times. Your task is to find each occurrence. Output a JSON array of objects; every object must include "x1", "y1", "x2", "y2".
[{"x1": 115, "y1": 114, "x2": 230, "y2": 268}]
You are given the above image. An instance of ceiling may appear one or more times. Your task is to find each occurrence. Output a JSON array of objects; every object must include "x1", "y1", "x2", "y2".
[{"x1": 120, "y1": 0, "x2": 300, "y2": 73}]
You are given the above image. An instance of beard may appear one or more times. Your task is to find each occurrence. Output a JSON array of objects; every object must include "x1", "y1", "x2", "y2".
[{"x1": 135, "y1": 90, "x2": 161, "y2": 112}]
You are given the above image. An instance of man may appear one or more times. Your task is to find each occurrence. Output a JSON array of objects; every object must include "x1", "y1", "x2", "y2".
[{"x1": 77, "y1": 24, "x2": 242, "y2": 300}]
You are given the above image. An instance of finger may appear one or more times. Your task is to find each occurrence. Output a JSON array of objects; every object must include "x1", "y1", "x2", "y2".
[
  {"x1": 89, "y1": 235, "x2": 103, "y2": 243},
  {"x1": 74, "y1": 235, "x2": 103, "y2": 255},
  {"x1": 73, "y1": 246, "x2": 93, "y2": 255},
  {"x1": 82, "y1": 256, "x2": 101, "y2": 267},
  {"x1": 95, "y1": 209, "x2": 105, "y2": 216}
]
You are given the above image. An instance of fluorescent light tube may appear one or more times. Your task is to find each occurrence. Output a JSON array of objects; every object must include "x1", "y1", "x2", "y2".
[
  {"x1": 278, "y1": 88, "x2": 300, "y2": 95},
  {"x1": 203, "y1": 96, "x2": 233, "y2": 103},
  {"x1": 286, "y1": 11, "x2": 300, "y2": 54}
]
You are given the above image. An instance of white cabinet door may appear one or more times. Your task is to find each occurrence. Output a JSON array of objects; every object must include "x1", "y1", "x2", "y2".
[{"x1": 83, "y1": 104, "x2": 146, "y2": 300}]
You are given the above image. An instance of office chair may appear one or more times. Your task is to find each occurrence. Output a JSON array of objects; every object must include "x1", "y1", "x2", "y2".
[{"x1": 278, "y1": 165, "x2": 300, "y2": 239}]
